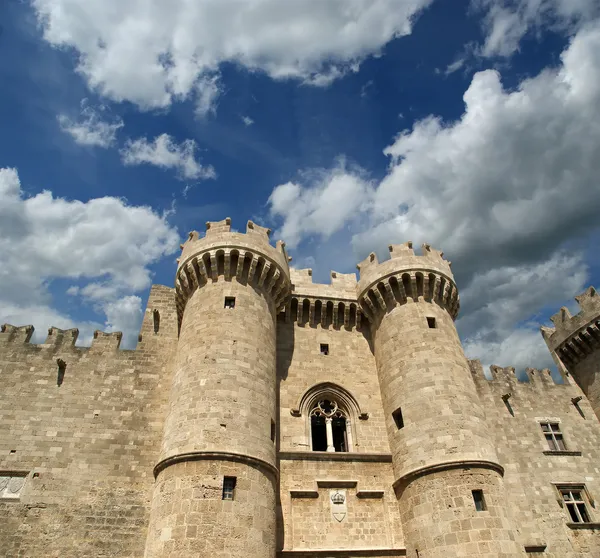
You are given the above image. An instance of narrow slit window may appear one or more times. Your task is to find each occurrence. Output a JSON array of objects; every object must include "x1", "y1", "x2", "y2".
[
  {"x1": 222, "y1": 476, "x2": 236, "y2": 500},
  {"x1": 426, "y1": 317, "x2": 436, "y2": 329},
  {"x1": 392, "y1": 408, "x2": 404, "y2": 429},
  {"x1": 541, "y1": 422, "x2": 566, "y2": 451},
  {"x1": 224, "y1": 297, "x2": 236, "y2": 309},
  {"x1": 271, "y1": 420, "x2": 276, "y2": 443},
  {"x1": 320, "y1": 343, "x2": 329, "y2": 355},
  {"x1": 57, "y1": 358, "x2": 66, "y2": 387},
  {"x1": 472, "y1": 489, "x2": 486, "y2": 511}
]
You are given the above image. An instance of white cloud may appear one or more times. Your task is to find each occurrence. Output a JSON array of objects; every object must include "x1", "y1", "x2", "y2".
[
  {"x1": 0, "y1": 167, "x2": 179, "y2": 348},
  {"x1": 195, "y1": 74, "x2": 223, "y2": 117},
  {"x1": 268, "y1": 160, "x2": 374, "y2": 249},
  {"x1": 32, "y1": 0, "x2": 433, "y2": 111},
  {"x1": 266, "y1": 22, "x2": 600, "y2": 367},
  {"x1": 58, "y1": 100, "x2": 123, "y2": 147},
  {"x1": 473, "y1": 0, "x2": 600, "y2": 57},
  {"x1": 121, "y1": 133, "x2": 216, "y2": 181},
  {"x1": 241, "y1": 115, "x2": 254, "y2": 127}
]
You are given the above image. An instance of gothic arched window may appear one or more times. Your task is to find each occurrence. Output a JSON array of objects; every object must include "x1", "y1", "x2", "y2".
[{"x1": 310, "y1": 399, "x2": 349, "y2": 452}]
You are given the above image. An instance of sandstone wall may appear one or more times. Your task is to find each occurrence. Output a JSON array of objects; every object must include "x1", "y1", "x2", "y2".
[
  {"x1": 0, "y1": 285, "x2": 178, "y2": 558},
  {"x1": 471, "y1": 361, "x2": 600, "y2": 558}
]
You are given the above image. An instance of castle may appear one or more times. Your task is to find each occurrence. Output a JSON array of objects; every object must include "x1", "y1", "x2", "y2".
[{"x1": 1, "y1": 217, "x2": 599, "y2": 558}]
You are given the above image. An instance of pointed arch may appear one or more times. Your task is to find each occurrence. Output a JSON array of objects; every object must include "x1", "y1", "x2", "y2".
[{"x1": 292, "y1": 382, "x2": 366, "y2": 453}]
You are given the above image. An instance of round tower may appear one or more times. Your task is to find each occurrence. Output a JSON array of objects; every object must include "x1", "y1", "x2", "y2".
[
  {"x1": 145, "y1": 218, "x2": 291, "y2": 558},
  {"x1": 542, "y1": 286, "x2": 600, "y2": 420},
  {"x1": 357, "y1": 243, "x2": 522, "y2": 558}
]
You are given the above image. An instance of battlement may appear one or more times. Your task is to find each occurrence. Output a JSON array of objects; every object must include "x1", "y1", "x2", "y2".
[
  {"x1": 541, "y1": 286, "x2": 600, "y2": 367},
  {"x1": 175, "y1": 218, "x2": 292, "y2": 322},
  {"x1": 356, "y1": 242, "x2": 458, "y2": 322},
  {"x1": 0, "y1": 324, "x2": 129, "y2": 353},
  {"x1": 282, "y1": 269, "x2": 362, "y2": 329},
  {"x1": 468, "y1": 360, "x2": 570, "y2": 390}
]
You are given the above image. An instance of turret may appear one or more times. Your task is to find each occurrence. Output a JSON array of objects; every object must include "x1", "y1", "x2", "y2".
[
  {"x1": 144, "y1": 218, "x2": 291, "y2": 558},
  {"x1": 542, "y1": 286, "x2": 600, "y2": 419},
  {"x1": 357, "y1": 243, "x2": 523, "y2": 557}
]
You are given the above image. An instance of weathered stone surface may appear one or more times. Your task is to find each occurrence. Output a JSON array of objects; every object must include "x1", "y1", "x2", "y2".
[{"x1": 0, "y1": 219, "x2": 599, "y2": 557}]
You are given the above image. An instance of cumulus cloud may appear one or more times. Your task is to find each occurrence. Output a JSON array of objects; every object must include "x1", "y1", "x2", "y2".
[
  {"x1": 32, "y1": 0, "x2": 433, "y2": 111},
  {"x1": 58, "y1": 100, "x2": 123, "y2": 147},
  {"x1": 121, "y1": 133, "x2": 216, "y2": 181},
  {"x1": 0, "y1": 167, "x2": 179, "y2": 348},
  {"x1": 473, "y1": 0, "x2": 600, "y2": 57},
  {"x1": 268, "y1": 160, "x2": 374, "y2": 249},
  {"x1": 241, "y1": 115, "x2": 254, "y2": 127},
  {"x1": 266, "y1": 22, "x2": 600, "y2": 367}
]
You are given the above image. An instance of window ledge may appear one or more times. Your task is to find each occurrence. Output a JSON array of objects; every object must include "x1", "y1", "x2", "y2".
[
  {"x1": 279, "y1": 451, "x2": 393, "y2": 463},
  {"x1": 543, "y1": 450, "x2": 582, "y2": 456},
  {"x1": 567, "y1": 522, "x2": 600, "y2": 530}
]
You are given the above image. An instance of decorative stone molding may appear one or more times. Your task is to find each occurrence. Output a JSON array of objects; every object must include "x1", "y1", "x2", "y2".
[
  {"x1": 153, "y1": 450, "x2": 279, "y2": 480},
  {"x1": 541, "y1": 286, "x2": 600, "y2": 366},
  {"x1": 356, "y1": 243, "x2": 459, "y2": 323},
  {"x1": 278, "y1": 452, "x2": 393, "y2": 463},
  {"x1": 175, "y1": 219, "x2": 291, "y2": 325},
  {"x1": 280, "y1": 295, "x2": 364, "y2": 330}
]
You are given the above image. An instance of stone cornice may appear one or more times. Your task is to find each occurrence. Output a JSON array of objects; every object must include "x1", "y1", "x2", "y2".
[
  {"x1": 393, "y1": 459, "x2": 504, "y2": 489},
  {"x1": 154, "y1": 451, "x2": 279, "y2": 480}
]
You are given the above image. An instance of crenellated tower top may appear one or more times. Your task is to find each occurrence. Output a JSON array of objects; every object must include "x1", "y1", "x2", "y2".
[
  {"x1": 356, "y1": 241, "x2": 459, "y2": 324},
  {"x1": 175, "y1": 218, "x2": 292, "y2": 326},
  {"x1": 541, "y1": 286, "x2": 600, "y2": 367}
]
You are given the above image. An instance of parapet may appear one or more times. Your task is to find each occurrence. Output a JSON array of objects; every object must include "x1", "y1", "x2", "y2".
[
  {"x1": 541, "y1": 286, "x2": 600, "y2": 367},
  {"x1": 0, "y1": 324, "x2": 34, "y2": 344},
  {"x1": 468, "y1": 359, "x2": 569, "y2": 390},
  {"x1": 282, "y1": 269, "x2": 362, "y2": 329},
  {"x1": 176, "y1": 218, "x2": 292, "y2": 321},
  {"x1": 356, "y1": 242, "x2": 458, "y2": 322}
]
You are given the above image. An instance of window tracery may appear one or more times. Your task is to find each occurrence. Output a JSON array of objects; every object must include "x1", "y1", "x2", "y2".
[{"x1": 310, "y1": 399, "x2": 349, "y2": 452}]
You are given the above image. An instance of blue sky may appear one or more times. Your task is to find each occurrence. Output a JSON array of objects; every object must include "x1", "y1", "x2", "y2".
[{"x1": 1, "y1": 0, "x2": 599, "y2": 371}]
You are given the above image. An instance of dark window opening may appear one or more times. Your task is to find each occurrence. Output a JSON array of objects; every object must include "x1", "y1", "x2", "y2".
[
  {"x1": 311, "y1": 415, "x2": 327, "y2": 451},
  {"x1": 320, "y1": 343, "x2": 329, "y2": 355},
  {"x1": 153, "y1": 309, "x2": 160, "y2": 333},
  {"x1": 472, "y1": 489, "x2": 486, "y2": 511},
  {"x1": 332, "y1": 417, "x2": 348, "y2": 452},
  {"x1": 222, "y1": 476, "x2": 236, "y2": 500},
  {"x1": 224, "y1": 297, "x2": 236, "y2": 309},
  {"x1": 426, "y1": 317, "x2": 436, "y2": 329},
  {"x1": 541, "y1": 422, "x2": 566, "y2": 451},
  {"x1": 392, "y1": 408, "x2": 404, "y2": 429},
  {"x1": 561, "y1": 489, "x2": 590, "y2": 523},
  {"x1": 271, "y1": 420, "x2": 276, "y2": 443},
  {"x1": 57, "y1": 359, "x2": 66, "y2": 387}
]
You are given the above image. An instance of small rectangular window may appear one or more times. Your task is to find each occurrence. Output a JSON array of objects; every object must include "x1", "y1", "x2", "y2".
[
  {"x1": 222, "y1": 476, "x2": 236, "y2": 500},
  {"x1": 472, "y1": 489, "x2": 486, "y2": 511},
  {"x1": 541, "y1": 422, "x2": 566, "y2": 451},
  {"x1": 560, "y1": 487, "x2": 591, "y2": 523},
  {"x1": 271, "y1": 420, "x2": 276, "y2": 443},
  {"x1": 426, "y1": 317, "x2": 436, "y2": 329},
  {"x1": 320, "y1": 343, "x2": 329, "y2": 355},
  {"x1": 224, "y1": 297, "x2": 236, "y2": 309},
  {"x1": 392, "y1": 408, "x2": 404, "y2": 429}
]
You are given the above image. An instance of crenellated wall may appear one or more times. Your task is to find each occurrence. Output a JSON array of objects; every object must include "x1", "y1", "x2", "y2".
[
  {"x1": 1, "y1": 218, "x2": 599, "y2": 558},
  {"x1": 470, "y1": 360, "x2": 600, "y2": 557},
  {"x1": 542, "y1": 286, "x2": 600, "y2": 421},
  {"x1": 0, "y1": 285, "x2": 178, "y2": 558}
]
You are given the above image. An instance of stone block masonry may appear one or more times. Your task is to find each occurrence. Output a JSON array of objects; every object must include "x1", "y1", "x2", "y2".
[{"x1": 0, "y1": 218, "x2": 599, "y2": 557}]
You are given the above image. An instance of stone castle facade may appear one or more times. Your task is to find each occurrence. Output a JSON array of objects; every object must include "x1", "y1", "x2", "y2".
[{"x1": 1, "y1": 217, "x2": 600, "y2": 557}]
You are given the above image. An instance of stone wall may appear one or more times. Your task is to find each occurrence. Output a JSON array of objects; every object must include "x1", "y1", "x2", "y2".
[
  {"x1": 0, "y1": 285, "x2": 178, "y2": 558},
  {"x1": 470, "y1": 361, "x2": 600, "y2": 557}
]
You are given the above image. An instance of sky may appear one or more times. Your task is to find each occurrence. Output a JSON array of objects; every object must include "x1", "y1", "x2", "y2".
[{"x1": 1, "y1": 0, "x2": 599, "y2": 373}]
